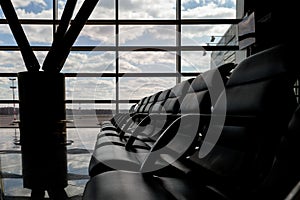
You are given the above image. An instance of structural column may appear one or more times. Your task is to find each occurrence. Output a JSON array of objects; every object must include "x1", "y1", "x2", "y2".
[{"x1": 17, "y1": 71, "x2": 67, "y2": 193}]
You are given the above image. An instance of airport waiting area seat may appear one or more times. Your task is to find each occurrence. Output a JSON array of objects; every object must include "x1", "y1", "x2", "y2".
[
  {"x1": 83, "y1": 43, "x2": 300, "y2": 200},
  {"x1": 88, "y1": 62, "x2": 236, "y2": 176}
]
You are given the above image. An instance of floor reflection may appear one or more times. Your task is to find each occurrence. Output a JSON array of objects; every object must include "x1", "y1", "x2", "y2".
[{"x1": 0, "y1": 128, "x2": 98, "y2": 199}]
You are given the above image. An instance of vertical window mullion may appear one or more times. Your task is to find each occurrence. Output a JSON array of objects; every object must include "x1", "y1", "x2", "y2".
[
  {"x1": 176, "y1": 0, "x2": 182, "y2": 83},
  {"x1": 115, "y1": 0, "x2": 119, "y2": 114},
  {"x1": 53, "y1": 0, "x2": 58, "y2": 37}
]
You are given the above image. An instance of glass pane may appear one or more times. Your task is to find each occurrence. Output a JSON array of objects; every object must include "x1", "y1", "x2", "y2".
[
  {"x1": 182, "y1": 25, "x2": 237, "y2": 46},
  {"x1": 66, "y1": 103, "x2": 115, "y2": 127},
  {"x1": 0, "y1": 77, "x2": 19, "y2": 100},
  {"x1": 23, "y1": 25, "x2": 53, "y2": 46},
  {"x1": 181, "y1": 0, "x2": 236, "y2": 19},
  {"x1": 66, "y1": 128, "x2": 99, "y2": 155},
  {"x1": 0, "y1": 7, "x2": 4, "y2": 18},
  {"x1": 119, "y1": 0, "x2": 176, "y2": 19},
  {"x1": 11, "y1": 0, "x2": 53, "y2": 19},
  {"x1": 181, "y1": 76, "x2": 197, "y2": 82},
  {"x1": 181, "y1": 51, "x2": 211, "y2": 72},
  {"x1": 0, "y1": 51, "x2": 45, "y2": 71},
  {"x1": 35, "y1": 51, "x2": 47, "y2": 68},
  {"x1": 119, "y1": 77, "x2": 176, "y2": 100},
  {"x1": 211, "y1": 50, "x2": 236, "y2": 67},
  {"x1": 119, "y1": 25, "x2": 176, "y2": 46},
  {"x1": 119, "y1": 51, "x2": 176, "y2": 73},
  {"x1": 61, "y1": 51, "x2": 116, "y2": 73},
  {"x1": 0, "y1": 114, "x2": 20, "y2": 128},
  {"x1": 0, "y1": 25, "x2": 17, "y2": 45},
  {"x1": 90, "y1": 0, "x2": 115, "y2": 19},
  {"x1": 66, "y1": 77, "x2": 115, "y2": 100},
  {"x1": 119, "y1": 103, "x2": 136, "y2": 113},
  {"x1": 0, "y1": 51, "x2": 28, "y2": 72},
  {"x1": 74, "y1": 25, "x2": 115, "y2": 46},
  {"x1": 0, "y1": 25, "x2": 51, "y2": 47},
  {"x1": 182, "y1": 50, "x2": 238, "y2": 72},
  {"x1": 58, "y1": 0, "x2": 114, "y2": 19},
  {"x1": 58, "y1": 0, "x2": 80, "y2": 19}
]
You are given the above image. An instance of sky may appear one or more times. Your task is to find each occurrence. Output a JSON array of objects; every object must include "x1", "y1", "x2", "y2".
[{"x1": 0, "y1": 0, "x2": 236, "y2": 110}]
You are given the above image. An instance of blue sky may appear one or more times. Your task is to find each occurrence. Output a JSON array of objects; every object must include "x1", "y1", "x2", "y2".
[
  {"x1": 0, "y1": 0, "x2": 236, "y2": 108},
  {"x1": 182, "y1": 0, "x2": 235, "y2": 10},
  {"x1": 18, "y1": 1, "x2": 50, "y2": 13}
]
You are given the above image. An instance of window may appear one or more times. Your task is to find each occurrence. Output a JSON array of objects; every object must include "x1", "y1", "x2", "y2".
[{"x1": 0, "y1": 0, "x2": 238, "y2": 120}]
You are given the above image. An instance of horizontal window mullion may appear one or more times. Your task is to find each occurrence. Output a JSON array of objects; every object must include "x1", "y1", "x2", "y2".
[
  {"x1": 0, "y1": 100, "x2": 19, "y2": 103},
  {"x1": 0, "y1": 45, "x2": 239, "y2": 51},
  {"x1": 0, "y1": 100, "x2": 140, "y2": 104},
  {"x1": 118, "y1": 73, "x2": 180, "y2": 77},
  {"x1": 65, "y1": 100, "x2": 139, "y2": 103},
  {"x1": 0, "y1": 19, "x2": 241, "y2": 25},
  {"x1": 65, "y1": 73, "x2": 198, "y2": 77},
  {"x1": 0, "y1": 73, "x2": 18, "y2": 77},
  {"x1": 0, "y1": 72, "x2": 199, "y2": 78}
]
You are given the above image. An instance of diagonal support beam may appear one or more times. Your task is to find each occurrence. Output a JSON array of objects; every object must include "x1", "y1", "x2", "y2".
[
  {"x1": 43, "y1": 0, "x2": 100, "y2": 73},
  {"x1": 42, "y1": 0, "x2": 78, "y2": 72},
  {"x1": 0, "y1": 0, "x2": 40, "y2": 72}
]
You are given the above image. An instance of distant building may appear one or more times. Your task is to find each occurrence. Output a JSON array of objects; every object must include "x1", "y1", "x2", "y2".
[{"x1": 210, "y1": 25, "x2": 239, "y2": 68}]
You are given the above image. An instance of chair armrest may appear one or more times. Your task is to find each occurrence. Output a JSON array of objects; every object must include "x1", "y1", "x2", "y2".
[{"x1": 125, "y1": 114, "x2": 182, "y2": 150}]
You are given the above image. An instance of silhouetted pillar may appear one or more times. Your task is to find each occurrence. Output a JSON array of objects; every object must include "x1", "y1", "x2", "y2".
[{"x1": 18, "y1": 71, "x2": 67, "y2": 196}]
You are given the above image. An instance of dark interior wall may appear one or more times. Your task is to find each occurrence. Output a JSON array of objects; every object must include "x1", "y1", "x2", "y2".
[{"x1": 238, "y1": 0, "x2": 297, "y2": 54}]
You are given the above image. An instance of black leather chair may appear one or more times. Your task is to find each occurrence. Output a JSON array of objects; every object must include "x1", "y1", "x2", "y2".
[
  {"x1": 88, "y1": 63, "x2": 236, "y2": 177},
  {"x1": 83, "y1": 44, "x2": 298, "y2": 200}
]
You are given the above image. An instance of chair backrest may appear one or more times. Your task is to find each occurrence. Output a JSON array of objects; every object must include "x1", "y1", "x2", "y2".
[
  {"x1": 135, "y1": 96, "x2": 147, "y2": 113},
  {"x1": 254, "y1": 104, "x2": 300, "y2": 200},
  {"x1": 149, "y1": 89, "x2": 171, "y2": 113},
  {"x1": 139, "y1": 96, "x2": 152, "y2": 114},
  {"x1": 129, "y1": 104, "x2": 137, "y2": 115},
  {"x1": 180, "y1": 62, "x2": 236, "y2": 114},
  {"x1": 143, "y1": 91, "x2": 162, "y2": 113},
  {"x1": 139, "y1": 63, "x2": 237, "y2": 172},
  {"x1": 193, "y1": 43, "x2": 297, "y2": 196},
  {"x1": 162, "y1": 78, "x2": 194, "y2": 114}
]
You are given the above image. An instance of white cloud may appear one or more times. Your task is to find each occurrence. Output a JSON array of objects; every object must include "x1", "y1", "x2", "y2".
[
  {"x1": 14, "y1": 8, "x2": 52, "y2": 18},
  {"x1": 67, "y1": 77, "x2": 115, "y2": 101},
  {"x1": 182, "y1": 24, "x2": 232, "y2": 45},
  {"x1": 58, "y1": 0, "x2": 113, "y2": 19},
  {"x1": 62, "y1": 52, "x2": 115, "y2": 73},
  {"x1": 0, "y1": 51, "x2": 27, "y2": 72},
  {"x1": 182, "y1": 0, "x2": 236, "y2": 7},
  {"x1": 120, "y1": 52, "x2": 175, "y2": 66},
  {"x1": 119, "y1": 52, "x2": 176, "y2": 73},
  {"x1": 0, "y1": 52, "x2": 26, "y2": 100},
  {"x1": 0, "y1": 25, "x2": 14, "y2": 35},
  {"x1": 148, "y1": 26, "x2": 176, "y2": 41},
  {"x1": 119, "y1": 26, "x2": 148, "y2": 45},
  {"x1": 182, "y1": 3, "x2": 235, "y2": 18},
  {"x1": 0, "y1": 1, "x2": 236, "y2": 103},
  {"x1": 0, "y1": 24, "x2": 52, "y2": 47},
  {"x1": 119, "y1": 61, "x2": 141, "y2": 73},
  {"x1": 1, "y1": 1, "x2": 236, "y2": 46},
  {"x1": 8, "y1": 0, "x2": 52, "y2": 19},
  {"x1": 119, "y1": 25, "x2": 176, "y2": 45},
  {"x1": 119, "y1": 77, "x2": 176, "y2": 99},
  {"x1": 22, "y1": 25, "x2": 53, "y2": 44},
  {"x1": 12, "y1": 0, "x2": 47, "y2": 8},
  {"x1": 119, "y1": 0, "x2": 176, "y2": 19},
  {"x1": 78, "y1": 25, "x2": 115, "y2": 45},
  {"x1": 181, "y1": 51, "x2": 212, "y2": 72}
]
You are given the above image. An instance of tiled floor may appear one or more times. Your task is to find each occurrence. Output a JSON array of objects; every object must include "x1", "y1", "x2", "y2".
[{"x1": 0, "y1": 127, "x2": 98, "y2": 199}]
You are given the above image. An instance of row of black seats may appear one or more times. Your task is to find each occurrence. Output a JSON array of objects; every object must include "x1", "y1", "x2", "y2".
[
  {"x1": 83, "y1": 43, "x2": 300, "y2": 200},
  {"x1": 88, "y1": 60, "x2": 235, "y2": 176}
]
